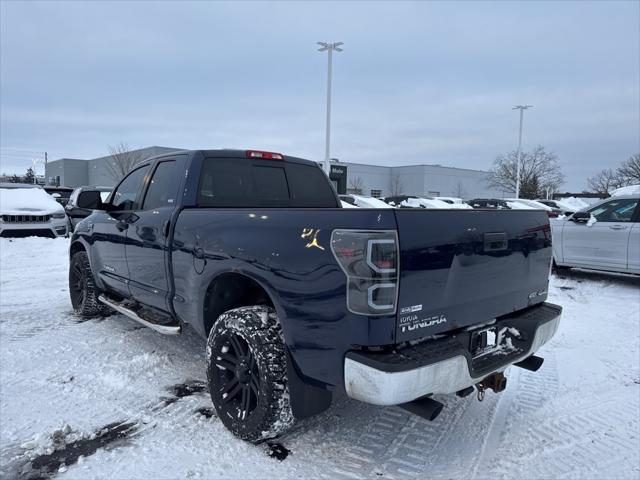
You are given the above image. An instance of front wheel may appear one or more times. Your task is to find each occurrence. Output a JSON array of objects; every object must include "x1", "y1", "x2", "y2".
[
  {"x1": 206, "y1": 306, "x2": 294, "y2": 443},
  {"x1": 69, "y1": 251, "x2": 109, "y2": 317}
]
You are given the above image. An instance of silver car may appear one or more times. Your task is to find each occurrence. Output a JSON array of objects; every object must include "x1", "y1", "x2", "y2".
[{"x1": 551, "y1": 195, "x2": 640, "y2": 274}]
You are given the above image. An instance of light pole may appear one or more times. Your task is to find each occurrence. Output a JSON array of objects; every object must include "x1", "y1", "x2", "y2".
[
  {"x1": 317, "y1": 41, "x2": 343, "y2": 174},
  {"x1": 513, "y1": 105, "x2": 533, "y2": 198}
]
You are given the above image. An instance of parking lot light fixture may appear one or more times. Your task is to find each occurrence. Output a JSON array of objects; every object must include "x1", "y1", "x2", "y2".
[
  {"x1": 513, "y1": 105, "x2": 533, "y2": 199},
  {"x1": 317, "y1": 41, "x2": 343, "y2": 174}
]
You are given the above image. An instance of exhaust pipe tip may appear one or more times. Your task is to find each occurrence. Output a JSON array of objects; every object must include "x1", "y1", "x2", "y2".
[
  {"x1": 428, "y1": 401, "x2": 444, "y2": 421},
  {"x1": 514, "y1": 355, "x2": 544, "y2": 372},
  {"x1": 400, "y1": 397, "x2": 444, "y2": 422}
]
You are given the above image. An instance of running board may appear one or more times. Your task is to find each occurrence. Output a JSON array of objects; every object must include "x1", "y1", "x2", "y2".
[{"x1": 98, "y1": 295, "x2": 181, "y2": 335}]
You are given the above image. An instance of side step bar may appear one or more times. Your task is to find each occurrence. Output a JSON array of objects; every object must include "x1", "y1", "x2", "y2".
[{"x1": 98, "y1": 295, "x2": 181, "y2": 335}]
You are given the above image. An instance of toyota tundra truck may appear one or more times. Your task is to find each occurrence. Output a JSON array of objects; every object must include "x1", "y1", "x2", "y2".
[{"x1": 68, "y1": 149, "x2": 561, "y2": 442}]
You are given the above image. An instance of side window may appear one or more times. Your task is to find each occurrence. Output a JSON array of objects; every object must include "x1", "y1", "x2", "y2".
[
  {"x1": 198, "y1": 158, "x2": 253, "y2": 206},
  {"x1": 143, "y1": 161, "x2": 181, "y2": 210},
  {"x1": 111, "y1": 165, "x2": 150, "y2": 210},
  {"x1": 588, "y1": 198, "x2": 638, "y2": 223}
]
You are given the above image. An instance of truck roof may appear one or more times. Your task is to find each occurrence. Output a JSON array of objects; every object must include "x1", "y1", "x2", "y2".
[{"x1": 139, "y1": 149, "x2": 319, "y2": 168}]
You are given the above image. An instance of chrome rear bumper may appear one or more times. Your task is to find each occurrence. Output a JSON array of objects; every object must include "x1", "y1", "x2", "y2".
[{"x1": 344, "y1": 303, "x2": 561, "y2": 406}]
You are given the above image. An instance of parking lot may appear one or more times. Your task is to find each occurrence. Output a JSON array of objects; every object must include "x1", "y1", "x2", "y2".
[{"x1": 1, "y1": 236, "x2": 639, "y2": 480}]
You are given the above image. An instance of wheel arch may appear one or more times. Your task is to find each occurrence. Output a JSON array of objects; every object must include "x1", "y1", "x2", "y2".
[
  {"x1": 202, "y1": 271, "x2": 280, "y2": 337},
  {"x1": 70, "y1": 239, "x2": 87, "y2": 257}
]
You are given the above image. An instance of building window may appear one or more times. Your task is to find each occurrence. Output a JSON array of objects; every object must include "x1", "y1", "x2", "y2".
[
  {"x1": 428, "y1": 191, "x2": 440, "y2": 197},
  {"x1": 370, "y1": 189, "x2": 382, "y2": 198}
]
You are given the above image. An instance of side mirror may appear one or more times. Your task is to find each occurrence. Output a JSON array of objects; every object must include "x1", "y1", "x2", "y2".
[
  {"x1": 77, "y1": 192, "x2": 106, "y2": 210},
  {"x1": 570, "y1": 211, "x2": 591, "y2": 223}
]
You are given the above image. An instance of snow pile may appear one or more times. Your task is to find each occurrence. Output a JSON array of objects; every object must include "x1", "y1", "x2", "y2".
[
  {"x1": 610, "y1": 184, "x2": 640, "y2": 197},
  {"x1": 400, "y1": 197, "x2": 454, "y2": 209},
  {"x1": 0, "y1": 187, "x2": 64, "y2": 215}
]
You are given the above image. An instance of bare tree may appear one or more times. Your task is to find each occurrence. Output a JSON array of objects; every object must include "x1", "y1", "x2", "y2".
[
  {"x1": 587, "y1": 168, "x2": 626, "y2": 194},
  {"x1": 348, "y1": 176, "x2": 365, "y2": 195},
  {"x1": 487, "y1": 145, "x2": 564, "y2": 199},
  {"x1": 104, "y1": 142, "x2": 145, "y2": 182},
  {"x1": 618, "y1": 153, "x2": 640, "y2": 184},
  {"x1": 453, "y1": 181, "x2": 466, "y2": 198},
  {"x1": 390, "y1": 174, "x2": 404, "y2": 196},
  {"x1": 586, "y1": 153, "x2": 639, "y2": 193}
]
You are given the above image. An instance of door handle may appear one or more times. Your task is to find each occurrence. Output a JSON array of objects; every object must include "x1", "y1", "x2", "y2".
[
  {"x1": 609, "y1": 225, "x2": 628, "y2": 230},
  {"x1": 115, "y1": 220, "x2": 129, "y2": 232}
]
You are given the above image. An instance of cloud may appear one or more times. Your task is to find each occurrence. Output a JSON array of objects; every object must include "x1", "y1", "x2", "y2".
[{"x1": 1, "y1": 1, "x2": 638, "y2": 190}]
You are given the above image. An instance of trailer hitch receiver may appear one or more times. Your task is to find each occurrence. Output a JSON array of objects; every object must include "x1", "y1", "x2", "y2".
[{"x1": 476, "y1": 372, "x2": 507, "y2": 401}]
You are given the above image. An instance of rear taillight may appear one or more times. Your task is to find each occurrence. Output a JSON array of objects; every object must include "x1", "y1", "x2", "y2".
[
  {"x1": 331, "y1": 230, "x2": 399, "y2": 315},
  {"x1": 246, "y1": 150, "x2": 284, "y2": 160},
  {"x1": 547, "y1": 211, "x2": 558, "y2": 218}
]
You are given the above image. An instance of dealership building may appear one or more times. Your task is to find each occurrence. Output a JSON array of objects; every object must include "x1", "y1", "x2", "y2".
[{"x1": 45, "y1": 146, "x2": 511, "y2": 199}]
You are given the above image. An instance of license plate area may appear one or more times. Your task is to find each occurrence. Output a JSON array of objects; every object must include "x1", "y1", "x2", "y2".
[{"x1": 470, "y1": 327, "x2": 499, "y2": 359}]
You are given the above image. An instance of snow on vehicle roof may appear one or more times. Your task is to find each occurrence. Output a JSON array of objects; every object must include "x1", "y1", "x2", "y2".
[
  {"x1": 505, "y1": 198, "x2": 552, "y2": 210},
  {"x1": 506, "y1": 201, "x2": 537, "y2": 210},
  {"x1": 610, "y1": 184, "x2": 640, "y2": 197},
  {"x1": 0, "y1": 187, "x2": 65, "y2": 215},
  {"x1": 350, "y1": 195, "x2": 393, "y2": 209},
  {"x1": 400, "y1": 197, "x2": 454, "y2": 209},
  {"x1": 340, "y1": 200, "x2": 358, "y2": 208},
  {"x1": 556, "y1": 196, "x2": 590, "y2": 211}
]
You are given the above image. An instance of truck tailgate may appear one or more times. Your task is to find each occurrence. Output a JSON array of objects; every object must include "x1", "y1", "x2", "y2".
[{"x1": 395, "y1": 209, "x2": 552, "y2": 342}]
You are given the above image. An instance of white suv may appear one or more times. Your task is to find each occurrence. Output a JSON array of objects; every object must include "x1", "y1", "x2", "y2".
[
  {"x1": 0, "y1": 183, "x2": 68, "y2": 238},
  {"x1": 551, "y1": 195, "x2": 639, "y2": 275}
]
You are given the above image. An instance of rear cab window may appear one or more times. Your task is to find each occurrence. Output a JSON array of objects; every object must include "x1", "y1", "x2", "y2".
[{"x1": 197, "y1": 157, "x2": 338, "y2": 208}]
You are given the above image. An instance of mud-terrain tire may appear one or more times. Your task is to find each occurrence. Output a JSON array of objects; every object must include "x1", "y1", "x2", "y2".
[
  {"x1": 69, "y1": 251, "x2": 109, "y2": 317},
  {"x1": 206, "y1": 306, "x2": 294, "y2": 443}
]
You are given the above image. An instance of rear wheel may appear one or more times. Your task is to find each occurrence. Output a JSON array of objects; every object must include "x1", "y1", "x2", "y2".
[
  {"x1": 69, "y1": 251, "x2": 109, "y2": 317},
  {"x1": 206, "y1": 306, "x2": 294, "y2": 443}
]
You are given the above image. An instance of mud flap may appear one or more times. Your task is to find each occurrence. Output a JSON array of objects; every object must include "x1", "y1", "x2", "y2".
[{"x1": 285, "y1": 349, "x2": 333, "y2": 420}]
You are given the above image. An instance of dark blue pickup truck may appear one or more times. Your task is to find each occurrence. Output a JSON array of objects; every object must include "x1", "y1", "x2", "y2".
[{"x1": 69, "y1": 149, "x2": 561, "y2": 442}]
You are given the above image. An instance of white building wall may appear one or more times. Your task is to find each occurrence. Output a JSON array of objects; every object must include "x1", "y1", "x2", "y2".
[
  {"x1": 343, "y1": 161, "x2": 513, "y2": 199},
  {"x1": 393, "y1": 166, "x2": 427, "y2": 196},
  {"x1": 344, "y1": 163, "x2": 392, "y2": 197}
]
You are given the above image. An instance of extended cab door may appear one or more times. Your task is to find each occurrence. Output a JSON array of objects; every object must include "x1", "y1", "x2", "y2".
[
  {"x1": 91, "y1": 164, "x2": 151, "y2": 296},
  {"x1": 561, "y1": 198, "x2": 638, "y2": 270},
  {"x1": 124, "y1": 157, "x2": 185, "y2": 310}
]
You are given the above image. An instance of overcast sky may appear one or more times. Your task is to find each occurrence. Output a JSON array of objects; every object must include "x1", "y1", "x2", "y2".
[{"x1": 1, "y1": 1, "x2": 638, "y2": 190}]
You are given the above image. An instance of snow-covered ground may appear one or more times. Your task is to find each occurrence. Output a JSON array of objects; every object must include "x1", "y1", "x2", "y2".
[{"x1": 1, "y1": 237, "x2": 639, "y2": 480}]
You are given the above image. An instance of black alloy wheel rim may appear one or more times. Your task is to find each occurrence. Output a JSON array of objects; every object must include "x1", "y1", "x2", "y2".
[
  {"x1": 213, "y1": 332, "x2": 260, "y2": 421},
  {"x1": 69, "y1": 263, "x2": 85, "y2": 306}
]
